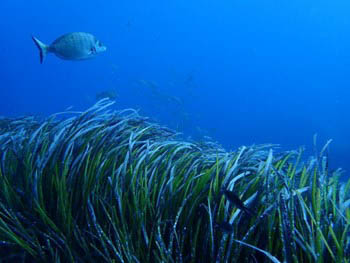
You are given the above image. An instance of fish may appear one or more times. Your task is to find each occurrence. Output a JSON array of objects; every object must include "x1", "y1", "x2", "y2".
[
  {"x1": 222, "y1": 190, "x2": 255, "y2": 216},
  {"x1": 31, "y1": 32, "x2": 107, "y2": 64},
  {"x1": 96, "y1": 89, "x2": 118, "y2": 101}
]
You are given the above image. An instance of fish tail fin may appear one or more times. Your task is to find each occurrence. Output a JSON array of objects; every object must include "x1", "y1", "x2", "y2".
[
  {"x1": 244, "y1": 207, "x2": 255, "y2": 217},
  {"x1": 31, "y1": 36, "x2": 49, "y2": 64}
]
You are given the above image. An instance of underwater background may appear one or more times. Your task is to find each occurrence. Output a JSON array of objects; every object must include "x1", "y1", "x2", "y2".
[{"x1": 1, "y1": 0, "x2": 349, "y2": 177}]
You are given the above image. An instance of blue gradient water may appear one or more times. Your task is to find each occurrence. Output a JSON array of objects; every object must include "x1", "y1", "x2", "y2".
[{"x1": 1, "y1": 0, "x2": 349, "y2": 176}]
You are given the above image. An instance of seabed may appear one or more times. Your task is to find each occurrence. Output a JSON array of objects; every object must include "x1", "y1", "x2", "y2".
[{"x1": 0, "y1": 99, "x2": 348, "y2": 262}]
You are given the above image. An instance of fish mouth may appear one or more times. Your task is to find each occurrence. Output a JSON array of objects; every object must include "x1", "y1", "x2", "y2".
[{"x1": 97, "y1": 46, "x2": 107, "y2": 53}]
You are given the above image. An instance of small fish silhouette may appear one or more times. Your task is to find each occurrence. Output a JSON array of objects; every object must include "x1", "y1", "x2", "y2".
[{"x1": 223, "y1": 190, "x2": 255, "y2": 216}]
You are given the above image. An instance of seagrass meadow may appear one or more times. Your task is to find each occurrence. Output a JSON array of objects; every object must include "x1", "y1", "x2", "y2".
[{"x1": 0, "y1": 99, "x2": 349, "y2": 263}]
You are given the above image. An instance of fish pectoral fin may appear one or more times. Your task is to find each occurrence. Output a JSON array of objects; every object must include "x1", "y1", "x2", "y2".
[{"x1": 89, "y1": 47, "x2": 97, "y2": 55}]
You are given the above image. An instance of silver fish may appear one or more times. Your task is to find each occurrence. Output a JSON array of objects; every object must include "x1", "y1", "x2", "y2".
[{"x1": 32, "y1": 32, "x2": 107, "y2": 64}]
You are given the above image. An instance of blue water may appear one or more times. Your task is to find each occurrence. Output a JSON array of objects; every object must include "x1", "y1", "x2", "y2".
[{"x1": 1, "y1": 0, "x2": 349, "y2": 177}]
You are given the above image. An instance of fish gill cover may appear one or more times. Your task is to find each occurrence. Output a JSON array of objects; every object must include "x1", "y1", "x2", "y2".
[{"x1": 1, "y1": 0, "x2": 350, "y2": 262}]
